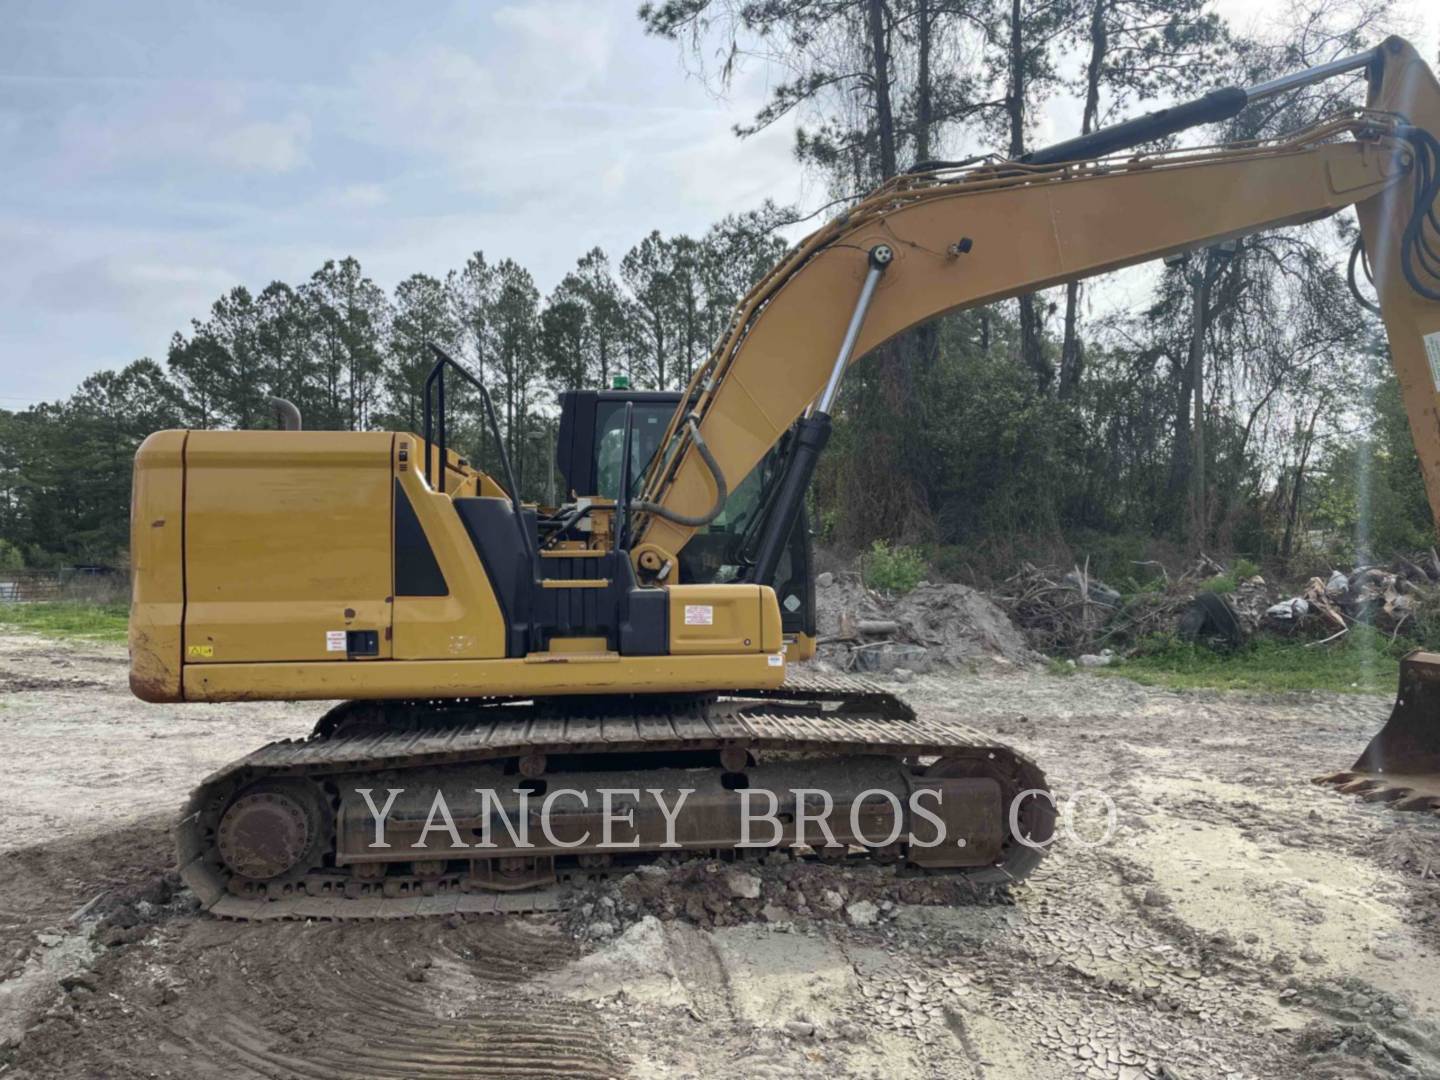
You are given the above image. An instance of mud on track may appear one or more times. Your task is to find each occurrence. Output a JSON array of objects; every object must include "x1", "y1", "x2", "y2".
[{"x1": 2, "y1": 631, "x2": 1440, "y2": 1078}]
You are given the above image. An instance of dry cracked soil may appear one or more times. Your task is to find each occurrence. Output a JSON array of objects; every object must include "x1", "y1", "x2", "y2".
[{"x1": 1, "y1": 630, "x2": 1439, "y2": 1079}]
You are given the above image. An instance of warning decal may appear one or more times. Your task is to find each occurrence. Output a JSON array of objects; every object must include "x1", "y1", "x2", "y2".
[
  {"x1": 326, "y1": 630, "x2": 347, "y2": 652},
  {"x1": 684, "y1": 604, "x2": 714, "y2": 626},
  {"x1": 1426, "y1": 331, "x2": 1440, "y2": 393}
]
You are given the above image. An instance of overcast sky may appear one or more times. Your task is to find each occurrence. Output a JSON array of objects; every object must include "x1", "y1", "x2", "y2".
[{"x1": 3, "y1": 0, "x2": 1436, "y2": 408}]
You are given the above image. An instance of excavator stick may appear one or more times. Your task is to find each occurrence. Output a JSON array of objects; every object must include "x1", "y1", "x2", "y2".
[
  {"x1": 1318, "y1": 39, "x2": 1440, "y2": 814},
  {"x1": 1316, "y1": 652, "x2": 1440, "y2": 814}
]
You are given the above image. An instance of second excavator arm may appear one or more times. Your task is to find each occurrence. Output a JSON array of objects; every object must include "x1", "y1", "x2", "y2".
[{"x1": 627, "y1": 36, "x2": 1440, "y2": 583}]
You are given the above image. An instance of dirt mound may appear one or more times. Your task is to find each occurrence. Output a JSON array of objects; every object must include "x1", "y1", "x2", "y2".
[{"x1": 815, "y1": 574, "x2": 1035, "y2": 671}]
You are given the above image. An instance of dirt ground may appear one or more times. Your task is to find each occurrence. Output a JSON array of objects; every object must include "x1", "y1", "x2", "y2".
[{"x1": 2, "y1": 631, "x2": 1439, "y2": 1079}]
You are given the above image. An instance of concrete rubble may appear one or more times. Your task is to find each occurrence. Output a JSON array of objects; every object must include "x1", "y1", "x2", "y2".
[{"x1": 815, "y1": 572, "x2": 1035, "y2": 674}]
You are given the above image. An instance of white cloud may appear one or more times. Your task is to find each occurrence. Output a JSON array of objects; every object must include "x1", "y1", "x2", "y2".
[
  {"x1": 598, "y1": 160, "x2": 626, "y2": 196},
  {"x1": 27, "y1": 255, "x2": 237, "y2": 316},
  {"x1": 209, "y1": 113, "x2": 310, "y2": 173},
  {"x1": 330, "y1": 183, "x2": 387, "y2": 209},
  {"x1": 0, "y1": 1, "x2": 806, "y2": 402},
  {"x1": 50, "y1": 88, "x2": 312, "y2": 177},
  {"x1": 352, "y1": 45, "x2": 497, "y2": 157},
  {"x1": 657, "y1": 119, "x2": 798, "y2": 220},
  {"x1": 493, "y1": 1, "x2": 616, "y2": 83}
]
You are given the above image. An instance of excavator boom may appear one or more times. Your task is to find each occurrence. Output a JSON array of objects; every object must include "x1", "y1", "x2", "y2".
[
  {"x1": 631, "y1": 38, "x2": 1440, "y2": 579},
  {"x1": 632, "y1": 123, "x2": 1403, "y2": 574}
]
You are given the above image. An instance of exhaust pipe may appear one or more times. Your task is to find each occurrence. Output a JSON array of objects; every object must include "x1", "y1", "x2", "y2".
[{"x1": 268, "y1": 397, "x2": 302, "y2": 431}]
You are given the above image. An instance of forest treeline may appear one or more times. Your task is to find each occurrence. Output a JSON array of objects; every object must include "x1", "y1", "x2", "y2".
[
  {"x1": 1, "y1": 0, "x2": 1433, "y2": 575},
  {"x1": 0, "y1": 214, "x2": 789, "y2": 567}
]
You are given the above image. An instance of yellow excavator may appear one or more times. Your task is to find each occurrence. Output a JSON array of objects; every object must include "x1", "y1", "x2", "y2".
[{"x1": 130, "y1": 37, "x2": 1440, "y2": 918}]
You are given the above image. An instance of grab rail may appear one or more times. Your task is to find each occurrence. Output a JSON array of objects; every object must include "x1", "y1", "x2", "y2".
[{"x1": 422, "y1": 344, "x2": 533, "y2": 560}]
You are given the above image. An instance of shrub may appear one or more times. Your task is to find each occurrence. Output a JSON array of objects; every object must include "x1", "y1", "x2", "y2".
[
  {"x1": 1199, "y1": 573, "x2": 1237, "y2": 594},
  {"x1": 1192, "y1": 558, "x2": 1263, "y2": 595},
  {"x1": 1231, "y1": 557, "x2": 1260, "y2": 580},
  {"x1": 863, "y1": 540, "x2": 928, "y2": 595},
  {"x1": 0, "y1": 539, "x2": 23, "y2": 571}
]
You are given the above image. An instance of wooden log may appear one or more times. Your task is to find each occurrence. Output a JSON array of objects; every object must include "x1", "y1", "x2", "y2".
[{"x1": 857, "y1": 619, "x2": 900, "y2": 636}]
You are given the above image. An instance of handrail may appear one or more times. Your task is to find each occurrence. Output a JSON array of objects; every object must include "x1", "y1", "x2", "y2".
[
  {"x1": 615, "y1": 401, "x2": 636, "y2": 552},
  {"x1": 422, "y1": 344, "x2": 533, "y2": 561}
]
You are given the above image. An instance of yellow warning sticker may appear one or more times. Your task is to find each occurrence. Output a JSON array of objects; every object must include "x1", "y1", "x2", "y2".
[{"x1": 187, "y1": 644, "x2": 214, "y2": 658}]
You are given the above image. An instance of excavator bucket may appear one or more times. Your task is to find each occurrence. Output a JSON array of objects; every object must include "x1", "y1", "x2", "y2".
[{"x1": 1317, "y1": 651, "x2": 1440, "y2": 814}]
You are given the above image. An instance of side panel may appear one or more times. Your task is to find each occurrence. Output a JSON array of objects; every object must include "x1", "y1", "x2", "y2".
[
  {"x1": 392, "y1": 436, "x2": 507, "y2": 660},
  {"x1": 128, "y1": 430, "x2": 187, "y2": 702},
  {"x1": 667, "y1": 583, "x2": 782, "y2": 656},
  {"x1": 183, "y1": 431, "x2": 394, "y2": 664}
]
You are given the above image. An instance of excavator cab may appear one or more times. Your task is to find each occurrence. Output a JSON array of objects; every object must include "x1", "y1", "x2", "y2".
[{"x1": 555, "y1": 387, "x2": 817, "y2": 647}]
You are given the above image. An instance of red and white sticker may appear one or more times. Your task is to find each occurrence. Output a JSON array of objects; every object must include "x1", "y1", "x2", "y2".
[
  {"x1": 326, "y1": 630, "x2": 347, "y2": 652},
  {"x1": 684, "y1": 604, "x2": 714, "y2": 626}
]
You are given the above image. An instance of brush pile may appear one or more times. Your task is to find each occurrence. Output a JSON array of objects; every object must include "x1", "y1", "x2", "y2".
[
  {"x1": 994, "y1": 552, "x2": 1440, "y2": 658},
  {"x1": 995, "y1": 558, "x2": 1216, "y2": 657}
]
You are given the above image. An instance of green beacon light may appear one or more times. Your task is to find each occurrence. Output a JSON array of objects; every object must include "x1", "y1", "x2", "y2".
[{"x1": 612, "y1": 374, "x2": 630, "y2": 390}]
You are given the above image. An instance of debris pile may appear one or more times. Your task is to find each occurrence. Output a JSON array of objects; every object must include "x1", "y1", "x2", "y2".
[
  {"x1": 814, "y1": 572, "x2": 1034, "y2": 673},
  {"x1": 995, "y1": 552, "x2": 1440, "y2": 657},
  {"x1": 562, "y1": 853, "x2": 1008, "y2": 941},
  {"x1": 997, "y1": 561, "x2": 1141, "y2": 656},
  {"x1": 1259, "y1": 557, "x2": 1439, "y2": 641},
  {"x1": 996, "y1": 559, "x2": 1232, "y2": 656}
]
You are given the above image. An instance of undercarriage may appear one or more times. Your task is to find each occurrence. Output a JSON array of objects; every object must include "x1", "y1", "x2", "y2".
[{"x1": 178, "y1": 674, "x2": 1054, "y2": 919}]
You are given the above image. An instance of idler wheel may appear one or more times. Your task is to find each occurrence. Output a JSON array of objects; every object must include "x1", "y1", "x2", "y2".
[
  {"x1": 216, "y1": 781, "x2": 328, "y2": 882},
  {"x1": 925, "y1": 753, "x2": 1054, "y2": 883}
]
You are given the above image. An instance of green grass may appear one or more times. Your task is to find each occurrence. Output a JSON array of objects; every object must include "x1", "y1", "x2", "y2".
[
  {"x1": 0, "y1": 601, "x2": 129, "y2": 643},
  {"x1": 1092, "y1": 627, "x2": 1407, "y2": 694}
]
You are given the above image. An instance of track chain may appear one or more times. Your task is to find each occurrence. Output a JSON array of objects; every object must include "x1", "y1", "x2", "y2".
[{"x1": 179, "y1": 673, "x2": 1048, "y2": 920}]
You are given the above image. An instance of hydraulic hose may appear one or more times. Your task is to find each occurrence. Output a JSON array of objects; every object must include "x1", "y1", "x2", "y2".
[
  {"x1": 629, "y1": 415, "x2": 728, "y2": 528},
  {"x1": 1346, "y1": 127, "x2": 1440, "y2": 312},
  {"x1": 1396, "y1": 126, "x2": 1440, "y2": 301},
  {"x1": 1347, "y1": 236, "x2": 1382, "y2": 315}
]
